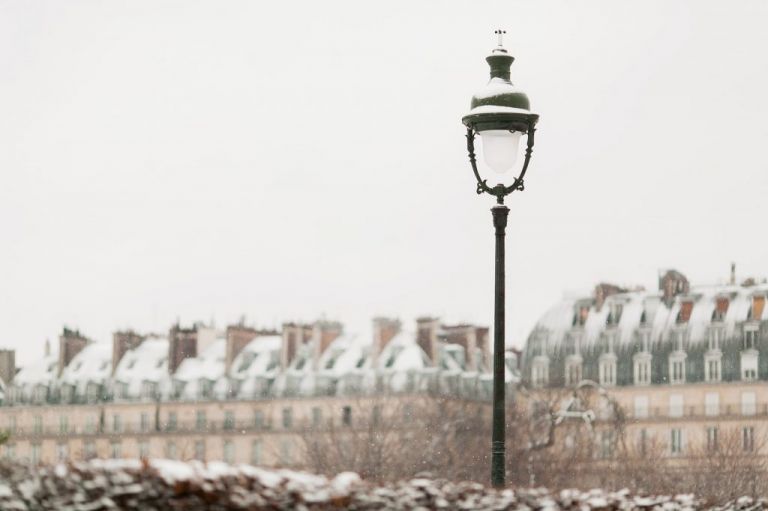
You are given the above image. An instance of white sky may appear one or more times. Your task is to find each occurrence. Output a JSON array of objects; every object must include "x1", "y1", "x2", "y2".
[{"x1": 2, "y1": 0, "x2": 768, "y2": 366}]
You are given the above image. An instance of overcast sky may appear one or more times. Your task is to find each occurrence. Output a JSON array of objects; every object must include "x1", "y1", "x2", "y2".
[{"x1": 2, "y1": 0, "x2": 767, "y2": 366}]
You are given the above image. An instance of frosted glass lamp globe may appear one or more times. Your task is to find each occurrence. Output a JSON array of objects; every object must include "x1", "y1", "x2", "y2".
[{"x1": 480, "y1": 130, "x2": 521, "y2": 173}]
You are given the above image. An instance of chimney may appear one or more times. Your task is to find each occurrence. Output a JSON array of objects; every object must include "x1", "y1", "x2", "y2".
[
  {"x1": 372, "y1": 317, "x2": 401, "y2": 361},
  {"x1": 168, "y1": 324, "x2": 198, "y2": 374},
  {"x1": 225, "y1": 324, "x2": 259, "y2": 374},
  {"x1": 594, "y1": 283, "x2": 627, "y2": 311},
  {"x1": 441, "y1": 324, "x2": 490, "y2": 371},
  {"x1": 416, "y1": 317, "x2": 440, "y2": 365},
  {"x1": 112, "y1": 330, "x2": 145, "y2": 373},
  {"x1": 280, "y1": 323, "x2": 313, "y2": 369},
  {"x1": 0, "y1": 349, "x2": 15, "y2": 385},
  {"x1": 312, "y1": 320, "x2": 343, "y2": 368},
  {"x1": 58, "y1": 327, "x2": 90, "y2": 375},
  {"x1": 659, "y1": 269, "x2": 690, "y2": 307},
  {"x1": 731, "y1": 262, "x2": 737, "y2": 285}
]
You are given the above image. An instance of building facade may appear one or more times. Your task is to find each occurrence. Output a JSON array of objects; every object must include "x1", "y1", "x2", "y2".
[
  {"x1": 522, "y1": 268, "x2": 768, "y2": 459},
  {"x1": 0, "y1": 317, "x2": 512, "y2": 466}
]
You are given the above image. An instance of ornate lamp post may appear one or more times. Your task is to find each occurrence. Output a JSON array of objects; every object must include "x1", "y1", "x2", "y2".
[{"x1": 461, "y1": 30, "x2": 539, "y2": 488}]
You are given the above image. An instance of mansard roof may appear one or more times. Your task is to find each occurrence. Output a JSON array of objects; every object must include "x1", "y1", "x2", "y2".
[{"x1": 525, "y1": 280, "x2": 768, "y2": 360}]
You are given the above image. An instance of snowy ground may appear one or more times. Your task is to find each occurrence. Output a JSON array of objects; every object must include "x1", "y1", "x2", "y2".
[{"x1": 0, "y1": 459, "x2": 764, "y2": 510}]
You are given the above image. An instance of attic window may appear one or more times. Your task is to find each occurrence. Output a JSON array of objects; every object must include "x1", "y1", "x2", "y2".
[
  {"x1": 573, "y1": 306, "x2": 589, "y2": 327},
  {"x1": 748, "y1": 295, "x2": 765, "y2": 321},
  {"x1": 606, "y1": 303, "x2": 623, "y2": 327},
  {"x1": 712, "y1": 297, "x2": 729, "y2": 322},
  {"x1": 74, "y1": 362, "x2": 83, "y2": 372},
  {"x1": 127, "y1": 359, "x2": 137, "y2": 370},
  {"x1": 48, "y1": 363, "x2": 56, "y2": 373},
  {"x1": 385, "y1": 348, "x2": 401, "y2": 368},
  {"x1": 355, "y1": 356, "x2": 365, "y2": 368},
  {"x1": 156, "y1": 358, "x2": 166, "y2": 369},
  {"x1": 295, "y1": 358, "x2": 306, "y2": 370},
  {"x1": 677, "y1": 301, "x2": 694, "y2": 324},
  {"x1": 99, "y1": 361, "x2": 109, "y2": 371}
]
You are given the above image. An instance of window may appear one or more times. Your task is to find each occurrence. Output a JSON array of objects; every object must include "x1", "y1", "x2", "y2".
[
  {"x1": 251, "y1": 440, "x2": 262, "y2": 465},
  {"x1": 606, "y1": 303, "x2": 623, "y2": 326},
  {"x1": 599, "y1": 355, "x2": 616, "y2": 386},
  {"x1": 633, "y1": 396, "x2": 649, "y2": 419},
  {"x1": 140, "y1": 413, "x2": 150, "y2": 432},
  {"x1": 311, "y1": 407, "x2": 322, "y2": 427},
  {"x1": 744, "y1": 326, "x2": 759, "y2": 350},
  {"x1": 253, "y1": 410, "x2": 265, "y2": 429},
  {"x1": 741, "y1": 350, "x2": 758, "y2": 381},
  {"x1": 706, "y1": 426, "x2": 718, "y2": 452},
  {"x1": 7, "y1": 416, "x2": 16, "y2": 435},
  {"x1": 669, "y1": 394, "x2": 684, "y2": 418},
  {"x1": 743, "y1": 426, "x2": 755, "y2": 452},
  {"x1": 166, "y1": 412, "x2": 177, "y2": 431},
  {"x1": 713, "y1": 297, "x2": 729, "y2": 322},
  {"x1": 84, "y1": 441, "x2": 96, "y2": 460},
  {"x1": 670, "y1": 428, "x2": 683, "y2": 455},
  {"x1": 742, "y1": 392, "x2": 756, "y2": 416},
  {"x1": 33, "y1": 415, "x2": 42, "y2": 434},
  {"x1": 57, "y1": 443, "x2": 68, "y2": 461},
  {"x1": 194, "y1": 440, "x2": 205, "y2": 461},
  {"x1": 59, "y1": 415, "x2": 69, "y2": 435},
  {"x1": 749, "y1": 295, "x2": 765, "y2": 321},
  {"x1": 638, "y1": 429, "x2": 647, "y2": 456},
  {"x1": 705, "y1": 393, "x2": 720, "y2": 417},
  {"x1": 110, "y1": 441, "x2": 121, "y2": 459},
  {"x1": 638, "y1": 330, "x2": 651, "y2": 352},
  {"x1": 113, "y1": 414, "x2": 122, "y2": 433},
  {"x1": 669, "y1": 355, "x2": 686, "y2": 384},
  {"x1": 85, "y1": 415, "x2": 97, "y2": 434},
  {"x1": 224, "y1": 411, "x2": 235, "y2": 430},
  {"x1": 565, "y1": 357, "x2": 582, "y2": 386},
  {"x1": 705, "y1": 354, "x2": 721, "y2": 382},
  {"x1": 138, "y1": 441, "x2": 149, "y2": 459},
  {"x1": 574, "y1": 305, "x2": 589, "y2": 326},
  {"x1": 31, "y1": 444, "x2": 41, "y2": 465},
  {"x1": 708, "y1": 326, "x2": 724, "y2": 350},
  {"x1": 531, "y1": 357, "x2": 549, "y2": 387},
  {"x1": 677, "y1": 301, "x2": 694, "y2": 324},
  {"x1": 223, "y1": 440, "x2": 234, "y2": 464},
  {"x1": 634, "y1": 355, "x2": 651, "y2": 385},
  {"x1": 196, "y1": 411, "x2": 207, "y2": 431},
  {"x1": 372, "y1": 405, "x2": 381, "y2": 427},
  {"x1": 342, "y1": 406, "x2": 352, "y2": 426},
  {"x1": 5, "y1": 444, "x2": 14, "y2": 460},
  {"x1": 280, "y1": 439, "x2": 292, "y2": 464},
  {"x1": 166, "y1": 441, "x2": 177, "y2": 460},
  {"x1": 282, "y1": 408, "x2": 293, "y2": 429}
]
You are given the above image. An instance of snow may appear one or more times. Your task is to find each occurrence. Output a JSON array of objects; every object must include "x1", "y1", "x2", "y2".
[{"x1": 466, "y1": 105, "x2": 534, "y2": 116}]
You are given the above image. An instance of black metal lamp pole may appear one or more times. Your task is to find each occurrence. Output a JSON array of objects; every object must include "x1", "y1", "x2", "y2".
[{"x1": 462, "y1": 31, "x2": 539, "y2": 488}]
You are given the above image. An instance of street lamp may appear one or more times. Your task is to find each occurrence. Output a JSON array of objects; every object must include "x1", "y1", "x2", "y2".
[{"x1": 461, "y1": 30, "x2": 539, "y2": 488}]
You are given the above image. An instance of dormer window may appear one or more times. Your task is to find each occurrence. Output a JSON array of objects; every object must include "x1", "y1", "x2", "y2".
[
  {"x1": 606, "y1": 303, "x2": 623, "y2": 327},
  {"x1": 565, "y1": 332, "x2": 582, "y2": 356},
  {"x1": 564, "y1": 356, "x2": 582, "y2": 386},
  {"x1": 676, "y1": 301, "x2": 694, "y2": 324},
  {"x1": 531, "y1": 357, "x2": 549, "y2": 388},
  {"x1": 573, "y1": 306, "x2": 589, "y2": 327},
  {"x1": 748, "y1": 295, "x2": 765, "y2": 321},
  {"x1": 638, "y1": 330, "x2": 651, "y2": 353},
  {"x1": 744, "y1": 325, "x2": 759, "y2": 350},
  {"x1": 712, "y1": 297, "x2": 729, "y2": 322},
  {"x1": 669, "y1": 352, "x2": 686, "y2": 384}
]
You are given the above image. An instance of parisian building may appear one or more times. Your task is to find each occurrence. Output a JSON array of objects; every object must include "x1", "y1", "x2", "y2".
[
  {"x1": 0, "y1": 317, "x2": 513, "y2": 466},
  {"x1": 521, "y1": 267, "x2": 768, "y2": 458}
]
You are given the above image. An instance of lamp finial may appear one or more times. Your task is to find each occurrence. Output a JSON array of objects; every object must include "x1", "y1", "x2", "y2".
[{"x1": 495, "y1": 29, "x2": 506, "y2": 47}]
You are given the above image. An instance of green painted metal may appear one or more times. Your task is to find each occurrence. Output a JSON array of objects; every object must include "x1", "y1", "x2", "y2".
[{"x1": 462, "y1": 48, "x2": 539, "y2": 134}]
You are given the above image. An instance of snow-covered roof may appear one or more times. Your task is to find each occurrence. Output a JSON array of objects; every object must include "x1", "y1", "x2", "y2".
[
  {"x1": 6, "y1": 322, "x2": 499, "y2": 405},
  {"x1": 524, "y1": 281, "x2": 768, "y2": 362}
]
